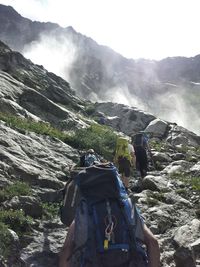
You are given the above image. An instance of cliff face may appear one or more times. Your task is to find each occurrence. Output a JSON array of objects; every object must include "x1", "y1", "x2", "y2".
[
  {"x1": 0, "y1": 40, "x2": 199, "y2": 267},
  {"x1": 0, "y1": 4, "x2": 200, "y2": 135}
]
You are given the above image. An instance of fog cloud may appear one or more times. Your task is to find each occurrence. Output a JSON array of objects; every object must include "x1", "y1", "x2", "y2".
[
  {"x1": 99, "y1": 80, "x2": 200, "y2": 135},
  {"x1": 23, "y1": 33, "x2": 77, "y2": 82},
  {"x1": 21, "y1": 34, "x2": 200, "y2": 136},
  {"x1": 152, "y1": 89, "x2": 200, "y2": 135},
  {"x1": 102, "y1": 86, "x2": 146, "y2": 110}
]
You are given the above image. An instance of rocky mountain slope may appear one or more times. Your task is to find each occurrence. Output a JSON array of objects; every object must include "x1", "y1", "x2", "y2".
[
  {"x1": 0, "y1": 4, "x2": 200, "y2": 135},
  {"x1": 0, "y1": 41, "x2": 199, "y2": 267}
]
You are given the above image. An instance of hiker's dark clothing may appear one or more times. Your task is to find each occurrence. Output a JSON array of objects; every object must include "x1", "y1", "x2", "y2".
[
  {"x1": 134, "y1": 146, "x2": 148, "y2": 178},
  {"x1": 133, "y1": 133, "x2": 149, "y2": 178},
  {"x1": 118, "y1": 156, "x2": 131, "y2": 177}
]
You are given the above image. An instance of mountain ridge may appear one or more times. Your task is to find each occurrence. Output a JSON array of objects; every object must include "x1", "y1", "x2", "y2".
[
  {"x1": 0, "y1": 4, "x2": 200, "y2": 135},
  {"x1": 0, "y1": 4, "x2": 199, "y2": 135}
]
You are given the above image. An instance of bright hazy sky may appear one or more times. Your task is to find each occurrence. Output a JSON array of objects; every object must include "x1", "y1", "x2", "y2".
[{"x1": 0, "y1": 0, "x2": 200, "y2": 60}]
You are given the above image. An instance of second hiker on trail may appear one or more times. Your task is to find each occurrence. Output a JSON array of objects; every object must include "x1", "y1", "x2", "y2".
[
  {"x1": 132, "y1": 132, "x2": 150, "y2": 178},
  {"x1": 79, "y1": 148, "x2": 100, "y2": 167},
  {"x1": 114, "y1": 137, "x2": 135, "y2": 188}
]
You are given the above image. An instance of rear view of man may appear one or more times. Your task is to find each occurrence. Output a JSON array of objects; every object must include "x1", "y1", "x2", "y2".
[
  {"x1": 132, "y1": 132, "x2": 149, "y2": 178},
  {"x1": 114, "y1": 137, "x2": 135, "y2": 188}
]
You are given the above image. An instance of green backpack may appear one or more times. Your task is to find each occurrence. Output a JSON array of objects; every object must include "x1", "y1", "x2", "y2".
[{"x1": 114, "y1": 137, "x2": 131, "y2": 163}]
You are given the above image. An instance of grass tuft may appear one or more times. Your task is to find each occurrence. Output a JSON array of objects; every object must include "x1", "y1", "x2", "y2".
[{"x1": 0, "y1": 182, "x2": 32, "y2": 203}]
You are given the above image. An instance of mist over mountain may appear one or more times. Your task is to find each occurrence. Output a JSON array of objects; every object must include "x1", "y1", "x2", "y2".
[{"x1": 0, "y1": 4, "x2": 199, "y2": 134}]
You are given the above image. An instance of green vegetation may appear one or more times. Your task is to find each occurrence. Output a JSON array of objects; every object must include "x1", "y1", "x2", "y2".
[
  {"x1": 174, "y1": 145, "x2": 200, "y2": 162},
  {"x1": 151, "y1": 192, "x2": 166, "y2": 202},
  {"x1": 85, "y1": 104, "x2": 96, "y2": 116},
  {"x1": 0, "y1": 182, "x2": 32, "y2": 203},
  {"x1": 42, "y1": 203, "x2": 60, "y2": 219},
  {"x1": 176, "y1": 145, "x2": 190, "y2": 154},
  {"x1": 154, "y1": 161, "x2": 165, "y2": 171},
  {"x1": 0, "y1": 181, "x2": 33, "y2": 245},
  {"x1": 170, "y1": 173, "x2": 200, "y2": 191},
  {"x1": 66, "y1": 124, "x2": 118, "y2": 160},
  {"x1": 0, "y1": 222, "x2": 12, "y2": 258},
  {"x1": 190, "y1": 177, "x2": 200, "y2": 191},
  {"x1": 195, "y1": 147, "x2": 200, "y2": 155},
  {"x1": 0, "y1": 209, "x2": 33, "y2": 237},
  {"x1": 175, "y1": 188, "x2": 187, "y2": 195},
  {"x1": 0, "y1": 210, "x2": 33, "y2": 260},
  {"x1": 185, "y1": 154, "x2": 196, "y2": 162},
  {"x1": 146, "y1": 196, "x2": 159, "y2": 207},
  {"x1": 0, "y1": 113, "x2": 117, "y2": 160},
  {"x1": 0, "y1": 113, "x2": 67, "y2": 141},
  {"x1": 146, "y1": 191, "x2": 166, "y2": 206},
  {"x1": 149, "y1": 139, "x2": 169, "y2": 152}
]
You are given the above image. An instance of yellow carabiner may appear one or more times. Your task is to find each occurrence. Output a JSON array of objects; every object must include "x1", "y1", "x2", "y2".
[{"x1": 104, "y1": 239, "x2": 109, "y2": 249}]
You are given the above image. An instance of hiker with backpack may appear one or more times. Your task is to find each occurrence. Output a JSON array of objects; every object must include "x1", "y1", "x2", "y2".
[
  {"x1": 132, "y1": 132, "x2": 150, "y2": 178},
  {"x1": 59, "y1": 150, "x2": 103, "y2": 227},
  {"x1": 59, "y1": 163, "x2": 160, "y2": 267},
  {"x1": 114, "y1": 137, "x2": 135, "y2": 189},
  {"x1": 79, "y1": 148, "x2": 100, "y2": 167}
]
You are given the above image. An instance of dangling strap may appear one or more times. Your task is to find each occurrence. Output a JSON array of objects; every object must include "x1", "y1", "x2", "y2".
[
  {"x1": 71, "y1": 185, "x2": 78, "y2": 207},
  {"x1": 117, "y1": 199, "x2": 137, "y2": 252}
]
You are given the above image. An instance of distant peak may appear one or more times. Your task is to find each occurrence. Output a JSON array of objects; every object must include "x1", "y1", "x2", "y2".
[
  {"x1": 0, "y1": 4, "x2": 22, "y2": 19},
  {"x1": 66, "y1": 26, "x2": 76, "y2": 33}
]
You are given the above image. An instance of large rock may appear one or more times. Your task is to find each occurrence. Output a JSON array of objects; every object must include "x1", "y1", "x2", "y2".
[
  {"x1": 3, "y1": 196, "x2": 43, "y2": 218},
  {"x1": 3, "y1": 229, "x2": 23, "y2": 267},
  {"x1": 146, "y1": 205, "x2": 175, "y2": 234},
  {"x1": 161, "y1": 160, "x2": 191, "y2": 175},
  {"x1": 167, "y1": 125, "x2": 200, "y2": 147},
  {"x1": 141, "y1": 175, "x2": 168, "y2": 191},
  {"x1": 163, "y1": 192, "x2": 192, "y2": 207},
  {"x1": 173, "y1": 219, "x2": 200, "y2": 267},
  {"x1": 0, "y1": 122, "x2": 79, "y2": 202},
  {"x1": 94, "y1": 102, "x2": 155, "y2": 135},
  {"x1": 190, "y1": 161, "x2": 200, "y2": 175},
  {"x1": 152, "y1": 152, "x2": 172, "y2": 163},
  {"x1": 144, "y1": 118, "x2": 169, "y2": 138},
  {"x1": 20, "y1": 219, "x2": 66, "y2": 266},
  {"x1": 173, "y1": 219, "x2": 200, "y2": 247}
]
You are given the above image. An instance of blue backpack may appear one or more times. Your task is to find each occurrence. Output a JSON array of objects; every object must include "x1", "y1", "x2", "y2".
[
  {"x1": 132, "y1": 133, "x2": 148, "y2": 149},
  {"x1": 71, "y1": 163, "x2": 147, "y2": 267}
]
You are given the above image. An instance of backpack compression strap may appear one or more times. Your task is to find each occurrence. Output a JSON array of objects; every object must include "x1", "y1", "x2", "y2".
[{"x1": 117, "y1": 199, "x2": 137, "y2": 253}]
